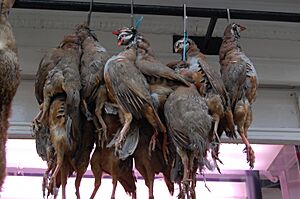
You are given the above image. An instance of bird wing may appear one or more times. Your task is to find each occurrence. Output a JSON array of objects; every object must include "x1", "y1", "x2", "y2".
[
  {"x1": 136, "y1": 58, "x2": 190, "y2": 86},
  {"x1": 221, "y1": 60, "x2": 247, "y2": 106},
  {"x1": 80, "y1": 42, "x2": 109, "y2": 101},
  {"x1": 164, "y1": 86, "x2": 211, "y2": 151},
  {"x1": 241, "y1": 55, "x2": 258, "y2": 104},
  {"x1": 105, "y1": 56, "x2": 152, "y2": 118},
  {"x1": 35, "y1": 48, "x2": 61, "y2": 104},
  {"x1": 0, "y1": 49, "x2": 20, "y2": 98},
  {"x1": 197, "y1": 58, "x2": 231, "y2": 107}
]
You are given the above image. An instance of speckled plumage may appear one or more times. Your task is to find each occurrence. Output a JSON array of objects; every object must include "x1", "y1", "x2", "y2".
[
  {"x1": 104, "y1": 45, "x2": 166, "y2": 150},
  {"x1": 0, "y1": 0, "x2": 20, "y2": 189},
  {"x1": 219, "y1": 23, "x2": 258, "y2": 168},
  {"x1": 164, "y1": 85, "x2": 212, "y2": 198}
]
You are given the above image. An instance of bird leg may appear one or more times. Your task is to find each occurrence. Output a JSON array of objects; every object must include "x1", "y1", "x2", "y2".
[
  {"x1": 75, "y1": 170, "x2": 85, "y2": 199},
  {"x1": 115, "y1": 110, "x2": 132, "y2": 150},
  {"x1": 91, "y1": 114, "x2": 105, "y2": 147},
  {"x1": 42, "y1": 168, "x2": 51, "y2": 198},
  {"x1": 32, "y1": 104, "x2": 44, "y2": 137},
  {"x1": 132, "y1": 193, "x2": 137, "y2": 199},
  {"x1": 240, "y1": 130, "x2": 255, "y2": 169},
  {"x1": 179, "y1": 152, "x2": 192, "y2": 199},
  {"x1": 94, "y1": 85, "x2": 108, "y2": 147},
  {"x1": 43, "y1": 158, "x2": 56, "y2": 198},
  {"x1": 49, "y1": 161, "x2": 62, "y2": 199},
  {"x1": 210, "y1": 144, "x2": 223, "y2": 174},
  {"x1": 201, "y1": 172, "x2": 211, "y2": 192},
  {"x1": 89, "y1": 170, "x2": 102, "y2": 199},
  {"x1": 33, "y1": 104, "x2": 43, "y2": 122},
  {"x1": 111, "y1": 179, "x2": 117, "y2": 199},
  {"x1": 60, "y1": 160, "x2": 70, "y2": 199},
  {"x1": 39, "y1": 96, "x2": 51, "y2": 125},
  {"x1": 162, "y1": 130, "x2": 169, "y2": 163},
  {"x1": 149, "y1": 130, "x2": 158, "y2": 156},
  {"x1": 235, "y1": 100, "x2": 255, "y2": 168},
  {"x1": 81, "y1": 99, "x2": 93, "y2": 121},
  {"x1": 148, "y1": 178, "x2": 154, "y2": 199},
  {"x1": 212, "y1": 114, "x2": 221, "y2": 143}
]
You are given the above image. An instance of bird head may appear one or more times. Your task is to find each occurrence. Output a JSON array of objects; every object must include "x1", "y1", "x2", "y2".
[
  {"x1": 58, "y1": 34, "x2": 82, "y2": 49},
  {"x1": 174, "y1": 38, "x2": 195, "y2": 53},
  {"x1": 75, "y1": 23, "x2": 98, "y2": 42},
  {"x1": 112, "y1": 27, "x2": 137, "y2": 46},
  {"x1": 224, "y1": 23, "x2": 246, "y2": 38},
  {"x1": 0, "y1": 0, "x2": 15, "y2": 17}
]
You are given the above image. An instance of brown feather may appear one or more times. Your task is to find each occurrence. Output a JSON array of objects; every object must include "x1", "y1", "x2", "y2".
[{"x1": 0, "y1": 0, "x2": 20, "y2": 189}]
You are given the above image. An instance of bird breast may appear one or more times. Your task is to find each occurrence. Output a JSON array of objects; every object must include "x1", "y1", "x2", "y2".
[{"x1": 188, "y1": 56, "x2": 200, "y2": 72}]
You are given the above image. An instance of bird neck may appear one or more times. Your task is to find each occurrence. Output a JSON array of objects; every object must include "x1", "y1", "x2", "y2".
[
  {"x1": 223, "y1": 35, "x2": 242, "y2": 52},
  {"x1": 0, "y1": 20, "x2": 16, "y2": 53},
  {"x1": 186, "y1": 45, "x2": 202, "y2": 57},
  {"x1": 120, "y1": 46, "x2": 137, "y2": 61},
  {"x1": 136, "y1": 37, "x2": 155, "y2": 57}
]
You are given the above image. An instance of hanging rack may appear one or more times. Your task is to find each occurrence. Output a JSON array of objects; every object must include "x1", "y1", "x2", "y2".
[{"x1": 13, "y1": 0, "x2": 300, "y2": 23}]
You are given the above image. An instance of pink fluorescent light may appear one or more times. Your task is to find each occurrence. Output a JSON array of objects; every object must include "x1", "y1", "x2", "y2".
[
  {"x1": 1, "y1": 176, "x2": 247, "y2": 199},
  {"x1": 6, "y1": 139, "x2": 283, "y2": 172},
  {"x1": 3, "y1": 139, "x2": 283, "y2": 198}
]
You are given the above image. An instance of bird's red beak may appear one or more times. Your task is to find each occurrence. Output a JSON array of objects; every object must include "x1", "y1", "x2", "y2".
[
  {"x1": 117, "y1": 39, "x2": 124, "y2": 46},
  {"x1": 240, "y1": 25, "x2": 246, "y2": 31},
  {"x1": 112, "y1": 29, "x2": 120, "y2": 36}
]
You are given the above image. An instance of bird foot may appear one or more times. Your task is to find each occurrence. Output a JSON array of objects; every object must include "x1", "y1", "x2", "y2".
[
  {"x1": 114, "y1": 137, "x2": 125, "y2": 154},
  {"x1": 96, "y1": 127, "x2": 107, "y2": 148},
  {"x1": 84, "y1": 110, "x2": 93, "y2": 121},
  {"x1": 211, "y1": 150, "x2": 223, "y2": 165},
  {"x1": 178, "y1": 179, "x2": 193, "y2": 199},
  {"x1": 149, "y1": 134, "x2": 157, "y2": 151},
  {"x1": 243, "y1": 145, "x2": 255, "y2": 169},
  {"x1": 148, "y1": 133, "x2": 157, "y2": 157},
  {"x1": 162, "y1": 143, "x2": 169, "y2": 164},
  {"x1": 42, "y1": 174, "x2": 49, "y2": 198}
]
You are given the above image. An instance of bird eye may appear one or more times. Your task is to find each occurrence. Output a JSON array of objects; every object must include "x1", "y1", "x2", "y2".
[{"x1": 232, "y1": 24, "x2": 238, "y2": 31}]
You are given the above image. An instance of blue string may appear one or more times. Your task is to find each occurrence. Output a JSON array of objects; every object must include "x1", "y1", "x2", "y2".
[
  {"x1": 134, "y1": 16, "x2": 144, "y2": 29},
  {"x1": 183, "y1": 31, "x2": 187, "y2": 61}
]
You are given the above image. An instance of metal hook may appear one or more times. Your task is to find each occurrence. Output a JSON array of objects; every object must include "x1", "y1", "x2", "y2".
[
  {"x1": 130, "y1": 0, "x2": 134, "y2": 27},
  {"x1": 87, "y1": 0, "x2": 94, "y2": 26},
  {"x1": 183, "y1": 4, "x2": 188, "y2": 62},
  {"x1": 227, "y1": 8, "x2": 231, "y2": 24}
]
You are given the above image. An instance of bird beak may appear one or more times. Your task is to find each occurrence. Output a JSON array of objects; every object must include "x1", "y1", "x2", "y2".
[
  {"x1": 117, "y1": 39, "x2": 123, "y2": 46},
  {"x1": 112, "y1": 29, "x2": 120, "y2": 36},
  {"x1": 240, "y1": 25, "x2": 246, "y2": 31},
  {"x1": 174, "y1": 48, "x2": 179, "y2": 53}
]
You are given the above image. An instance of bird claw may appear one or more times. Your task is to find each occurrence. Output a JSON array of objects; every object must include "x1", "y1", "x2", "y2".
[
  {"x1": 114, "y1": 137, "x2": 124, "y2": 154},
  {"x1": 178, "y1": 179, "x2": 193, "y2": 199},
  {"x1": 42, "y1": 175, "x2": 49, "y2": 198},
  {"x1": 149, "y1": 134, "x2": 157, "y2": 151},
  {"x1": 84, "y1": 111, "x2": 93, "y2": 121},
  {"x1": 243, "y1": 146, "x2": 255, "y2": 169},
  {"x1": 96, "y1": 127, "x2": 107, "y2": 147},
  {"x1": 148, "y1": 133, "x2": 157, "y2": 158}
]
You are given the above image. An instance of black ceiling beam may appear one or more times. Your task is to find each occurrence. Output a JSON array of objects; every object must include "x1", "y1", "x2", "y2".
[
  {"x1": 203, "y1": 17, "x2": 218, "y2": 51},
  {"x1": 13, "y1": 0, "x2": 300, "y2": 23}
]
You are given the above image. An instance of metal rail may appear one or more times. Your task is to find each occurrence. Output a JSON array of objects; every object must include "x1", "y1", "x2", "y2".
[{"x1": 13, "y1": 0, "x2": 300, "y2": 23}]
